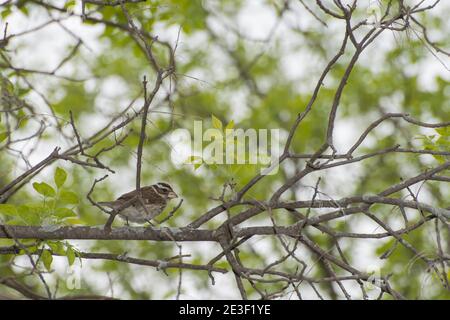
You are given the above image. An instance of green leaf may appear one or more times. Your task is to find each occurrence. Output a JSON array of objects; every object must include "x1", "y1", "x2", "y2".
[
  {"x1": 33, "y1": 182, "x2": 56, "y2": 197},
  {"x1": 225, "y1": 120, "x2": 235, "y2": 130},
  {"x1": 0, "y1": 132, "x2": 8, "y2": 143},
  {"x1": 46, "y1": 241, "x2": 65, "y2": 254},
  {"x1": 0, "y1": 204, "x2": 17, "y2": 216},
  {"x1": 211, "y1": 114, "x2": 223, "y2": 130},
  {"x1": 54, "y1": 167, "x2": 67, "y2": 188},
  {"x1": 47, "y1": 242, "x2": 58, "y2": 252},
  {"x1": 27, "y1": 246, "x2": 39, "y2": 254},
  {"x1": 1, "y1": 8, "x2": 11, "y2": 19},
  {"x1": 436, "y1": 127, "x2": 450, "y2": 137},
  {"x1": 41, "y1": 249, "x2": 53, "y2": 271},
  {"x1": 66, "y1": 246, "x2": 76, "y2": 266},
  {"x1": 54, "y1": 207, "x2": 77, "y2": 219},
  {"x1": 16, "y1": 205, "x2": 41, "y2": 225},
  {"x1": 194, "y1": 162, "x2": 203, "y2": 170},
  {"x1": 19, "y1": 5, "x2": 29, "y2": 16},
  {"x1": 59, "y1": 190, "x2": 79, "y2": 204},
  {"x1": 64, "y1": 0, "x2": 76, "y2": 9}
]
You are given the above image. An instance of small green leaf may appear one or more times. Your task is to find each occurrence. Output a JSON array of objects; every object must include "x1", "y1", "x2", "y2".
[
  {"x1": 24, "y1": 246, "x2": 38, "y2": 254},
  {"x1": 0, "y1": 132, "x2": 8, "y2": 143},
  {"x1": 19, "y1": 5, "x2": 29, "y2": 16},
  {"x1": 211, "y1": 114, "x2": 223, "y2": 130},
  {"x1": 54, "y1": 167, "x2": 67, "y2": 188},
  {"x1": 436, "y1": 127, "x2": 450, "y2": 137},
  {"x1": 54, "y1": 207, "x2": 77, "y2": 219},
  {"x1": 225, "y1": 120, "x2": 234, "y2": 130},
  {"x1": 16, "y1": 205, "x2": 41, "y2": 225},
  {"x1": 33, "y1": 182, "x2": 56, "y2": 197},
  {"x1": 1, "y1": 8, "x2": 11, "y2": 19},
  {"x1": 0, "y1": 204, "x2": 17, "y2": 216},
  {"x1": 194, "y1": 163, "x2": 202, "y2": 170},
  {"x1": 47, "y1": 241, "x2": 65, "y2": 255},
  {"x1": 47, "y1": 241, "x2": 59, "y2": 253},
  {"x1": 41, "y1": 250, "x2": 53, "y2": 271},
  {"x1": 56, "y1": 242, "x2": 66, "y2": 254},
  {"x1": 59, "y1": 190, "x2": 79, "y2": 204},
  {"x1": 64, "y1": 0, "x2": 76, "y2": 9},
  {"x1": 66, "y1": 246, "x2": 75, "y2": 266}
]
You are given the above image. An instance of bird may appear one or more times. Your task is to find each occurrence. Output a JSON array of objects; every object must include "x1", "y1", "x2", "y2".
[{"x1": 98, "y1": 182, "x2": 178, "y2": 224}]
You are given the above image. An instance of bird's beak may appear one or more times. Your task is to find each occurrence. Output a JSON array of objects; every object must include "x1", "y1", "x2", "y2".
[{"x1": 168, "y1": 191, "x2": 178, "y2": 199}]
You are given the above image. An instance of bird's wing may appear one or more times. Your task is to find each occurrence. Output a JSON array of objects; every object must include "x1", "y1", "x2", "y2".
[
  {"x1": 117, "y1": 186, "x2": 153, "y2": 202},
  {"x1": 117, "y1": 190, "x2": 137, "y2": 201}
]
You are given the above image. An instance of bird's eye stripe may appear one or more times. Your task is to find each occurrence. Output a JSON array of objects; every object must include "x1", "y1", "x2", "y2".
[{"x1": 156, "y1": 183, "x2": 172, "y2": 191}]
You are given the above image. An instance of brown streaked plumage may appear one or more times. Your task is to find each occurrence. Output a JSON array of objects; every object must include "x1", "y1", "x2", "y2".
[{"x1": 98, "y1": 182, "x2": 178, "y2": 224}]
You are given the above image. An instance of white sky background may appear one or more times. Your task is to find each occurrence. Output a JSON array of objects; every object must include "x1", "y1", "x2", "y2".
[{"x1": 1, "y1": 0, "x2": 450, "y2": 299}]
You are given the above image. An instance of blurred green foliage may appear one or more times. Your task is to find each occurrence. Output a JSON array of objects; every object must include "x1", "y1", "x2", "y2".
[{"x1": 0, "y1": 0, "x2": 448, "y2": 299}]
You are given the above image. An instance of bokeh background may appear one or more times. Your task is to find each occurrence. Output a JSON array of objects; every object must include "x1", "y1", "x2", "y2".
[{"x1": 0, "y1": 0, "x2": 449, "y2": 299}]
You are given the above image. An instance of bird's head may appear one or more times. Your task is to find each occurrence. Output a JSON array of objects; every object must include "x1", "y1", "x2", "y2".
[{"x1": 155, "y1": 182, "x2": 178, "y2": 199}]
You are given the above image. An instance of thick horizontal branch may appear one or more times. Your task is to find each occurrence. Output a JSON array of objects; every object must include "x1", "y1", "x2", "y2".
[
  {"x1": 84, "y1": 0, "x2": 147, "y2": 6},
  {"x1": 0, "y1": 225, "x2": 215, "y2": 241}
]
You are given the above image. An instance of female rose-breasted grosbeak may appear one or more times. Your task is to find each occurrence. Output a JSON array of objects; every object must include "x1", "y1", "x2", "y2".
[{"x1": 98, "y1": 182, "x2": 178, "y2": 224}]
